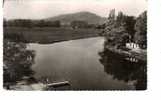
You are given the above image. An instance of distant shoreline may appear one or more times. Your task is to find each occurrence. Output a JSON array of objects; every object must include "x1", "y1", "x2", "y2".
[{"x1": 4, "y1": 27, "x2": 103, "y2": 44}]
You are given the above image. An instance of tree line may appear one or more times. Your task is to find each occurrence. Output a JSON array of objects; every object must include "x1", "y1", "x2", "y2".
[
  {"x1": 4, "y1": 19, "x2": 97, "y2": 29},
  {"x1": 4, "y1": 19, "x2": 61, "y2": 28}
]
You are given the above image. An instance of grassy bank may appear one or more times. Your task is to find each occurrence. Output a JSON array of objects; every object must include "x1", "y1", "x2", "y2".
[{"x1": 4, "y1": 27, "x2": 102, "y2": 43}]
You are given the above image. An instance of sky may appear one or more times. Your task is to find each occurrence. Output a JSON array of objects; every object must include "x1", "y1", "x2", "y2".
[{"x1": 3, "y1": 0, "x2": 147, "y2": 20}]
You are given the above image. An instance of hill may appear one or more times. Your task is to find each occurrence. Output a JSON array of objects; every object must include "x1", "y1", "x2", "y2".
[{"x1": 45, "y1": 11, "x2": 106, "y2": 25}]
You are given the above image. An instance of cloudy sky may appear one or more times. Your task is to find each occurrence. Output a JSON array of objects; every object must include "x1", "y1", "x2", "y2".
[{"x1": 3, "y1": 0, "x2": 147, "y2": 20}]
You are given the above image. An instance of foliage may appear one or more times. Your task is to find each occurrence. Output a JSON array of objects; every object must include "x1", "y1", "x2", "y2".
[
  {"x1": 3, "y1": 39, "x2": 35, "y2": 83},
  {"x1": 104, "y1": 9, "x2": 146, "y2": 49},
  {"x1": 123, "y1": 16, "x2": 136, "y2": 40},
  {"x1": 104, "y1": 10, "x2": 131, "y2": 48},
  {"x1": 134, "y1": 11, "x2": 147, "y2": 49},
  {"x1": 5, "y1": 19, "x2": 33, "y2": 28},
  {"x1": 70, "y1": 20, "x2": 88, "y2": 29},
  {"x1": 4, "y1": 19, "x2": 61, "y2": 28},
  {"x1": 36, "y1": 20, "x2": 61, "y2": 27}
]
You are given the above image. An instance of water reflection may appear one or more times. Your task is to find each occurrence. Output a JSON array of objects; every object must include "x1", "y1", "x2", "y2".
[
  {"x1": 99, "y1": 47, "x2": 147, "y2": 90},
  {"x1": 28, "y1": 37, "x2": 136, "y2": 90},
  {"x1": 3, "y1": 39, "x2": 36, "y2": 88}
]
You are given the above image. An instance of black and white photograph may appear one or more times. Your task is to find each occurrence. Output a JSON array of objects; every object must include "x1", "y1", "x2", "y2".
[{"x1": 3, "y1": 0, "x2": 147, "y2": 91}]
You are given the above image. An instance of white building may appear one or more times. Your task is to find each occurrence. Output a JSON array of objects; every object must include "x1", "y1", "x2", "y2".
[{"x1": 126, "y1": 42, "x2": 140, "y2": 49}]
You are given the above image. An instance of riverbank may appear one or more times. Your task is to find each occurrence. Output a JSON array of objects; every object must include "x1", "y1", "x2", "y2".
[
  {"x1": 105, "y1": 45, "x2": 147, "y2": 62},
  {"x1": 4, "y1": 27, "x2": 102, "y2": 44}
]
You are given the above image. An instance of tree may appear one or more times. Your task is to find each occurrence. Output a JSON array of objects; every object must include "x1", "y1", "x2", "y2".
[
  {"x1": 52, "y1": 20, "x2": 61, "y2": 27},
  {"x1": 134, "y1": 11, "x2": 147, "y2": 49},
  {"x1": 116, "y1": 11, "x2": 125, "y2": 27},
  {"x1": 71, "y1": 20, "x2": 88, "y2": 29},
  {"x1": 36, "y1": 20, "x2": 45, "y2": 27},
  {"x1": 124, "y1": 16, "x2": 136, "y2": 41},
  {"x1": 3, "y1": 19, "x2": 7, "y2": 27},
  {"x1": 104, "y1": 9, "x2": 116, "y2": 33},
  {"x1": 103, "y1": 10, "x2": 138, "y2": 48},
  {"x1": 104, "y1": 10, "x2": 131, "y2": 48},
  {"x1": 3, "y1": 40, "x2": 35, "y2": 84}
]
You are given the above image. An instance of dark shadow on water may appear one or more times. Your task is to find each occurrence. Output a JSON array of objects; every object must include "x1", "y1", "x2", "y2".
[{"x1": 98, "y1": 46, "x2": 147, "y2": 90}]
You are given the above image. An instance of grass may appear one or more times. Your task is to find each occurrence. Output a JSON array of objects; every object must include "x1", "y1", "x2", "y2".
[{"x1": 4, "y1": 27, "x2": 102, "y2": 44}]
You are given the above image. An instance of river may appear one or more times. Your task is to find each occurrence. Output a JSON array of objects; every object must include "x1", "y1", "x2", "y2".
[{"x1": 27, "y1": 37, "x2": 146, "y2": 90}]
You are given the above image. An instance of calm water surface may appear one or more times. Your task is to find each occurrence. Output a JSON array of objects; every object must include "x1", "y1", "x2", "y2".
[{"x1": 27, "y1": 37, "x2": 137, "y2": 90}]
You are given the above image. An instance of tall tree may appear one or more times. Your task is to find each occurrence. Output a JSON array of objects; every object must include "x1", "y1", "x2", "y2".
[
  {"x1": 134, "y1": 11, "x2": 147, "y2": 49},
  {"x1": 116, "y1": 11, "x2": 125, "y2": 27},
  {"x1": 124, "y1": 16, "x2": 136, "y2": 41}
]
